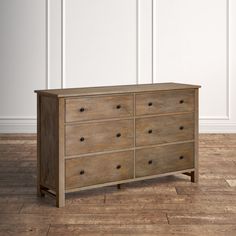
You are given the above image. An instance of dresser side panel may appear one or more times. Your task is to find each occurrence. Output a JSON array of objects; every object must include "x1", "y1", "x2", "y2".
[
  {"x1": 40, "y1": 95, "x2": 59, "y2": 190},
  {"x1": 194, "y1": 88, "x2": 199, "y2": 182}
]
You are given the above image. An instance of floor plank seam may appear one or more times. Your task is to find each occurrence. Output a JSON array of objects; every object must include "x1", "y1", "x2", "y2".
[
  {"x1": 166, "y1": 213, "x2": 170, "y2": 224},
  {"x1": 18, "y1": 203, "x2": 24, "y2": 214},
  {"x1": 46, "y1": 224, "x2": 51, "y2": 236},
  {"x1": 103, "y1": 194, "x2": 106, "y2": 204}
]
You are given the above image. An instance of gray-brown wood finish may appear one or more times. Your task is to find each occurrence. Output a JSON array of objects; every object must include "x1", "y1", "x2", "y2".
[
  {"x1": 135, "y1": 113, "x2": 194, "y2": 146},
  {"x1": 1, "y1": 134, "x2": 236, "y2": 235},
  {"x1": 65, "y1": 94, "x2": 134, "y2": 122},
  {"x1": 39, "y1": 96, "x2": 58, "y2": 190},
  {"x1": 135, "y1": 89, "x2": 194, "y2": 116},
  {"x1": 135, "y1": 142, "x2": 194, "y2": 177},
  {"x1": 65, "y1": 119, "x2": 134, "y2": 156},
  {"x1": 35, "y1": 82, "x2": 200, "y2": 97},
  {"x1": 35, "y1": 83, "x2": 200, "y2": 207},
  {"x1": 66, "y1": 151, "x2": 134, "y2": 189}
]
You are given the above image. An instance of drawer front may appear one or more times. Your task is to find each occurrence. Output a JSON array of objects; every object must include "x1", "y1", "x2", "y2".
[
  {"x1": 65, "y1": 94, "x2": 133, "y2": 122},
  {"x1": 135, "y1": 142, "x2": 194, "y2": 178},
  {"x1": 136, "y1": 113, "x2": 194, "y2": 146},
  {"x1": 66, "y1": 151, "x2": 134, "y2": 189},
  {"x1": 65, "y1": 119, "x2": 134, "y2": 156},
  {"x1": 135, "y1": 90, "x2": 194, "y2": 116}
]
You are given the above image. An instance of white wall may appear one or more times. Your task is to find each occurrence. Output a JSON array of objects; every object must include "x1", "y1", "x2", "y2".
[
  {"x1": 0, "y1": 0, "x2": 236, "y2": 133},
  {"x1": 0, "y1": 0, "x2": 46, "y2": 132}
]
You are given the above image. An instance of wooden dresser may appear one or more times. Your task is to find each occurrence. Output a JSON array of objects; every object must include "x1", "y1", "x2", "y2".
[{"x1": 35, "y1": 83, "x2": 200, "y2": 207}]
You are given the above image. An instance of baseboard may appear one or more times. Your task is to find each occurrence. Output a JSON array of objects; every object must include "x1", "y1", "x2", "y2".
[
  {"x1": 0, "y1": 119, "x2": 36, "y2": 133},
  {"x1": 200, "y1": 122, "x2": 236, "y2": 133},
  {"x1": 1, "y1": 120, "x2": 236, "y2": 133}
]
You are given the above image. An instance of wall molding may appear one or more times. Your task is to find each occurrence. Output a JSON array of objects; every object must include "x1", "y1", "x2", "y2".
[
  {"x1": 1, "y1": 0, "x2": 235, "y2": 133},
  {"x1": 200, "y1": 0, "x2": 230, "y2": 121},
  {"x1": 153, "y1": 0, "x2": 231, "y2": 121}
]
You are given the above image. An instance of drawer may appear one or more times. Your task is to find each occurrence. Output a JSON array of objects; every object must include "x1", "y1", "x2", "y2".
[
  {"x1": 135, "y1": 90, "x2": 194, "y2": 116},
  {"x1": 65, "y1": 94, "x2": 133, "y2": 122},
  {"x1": 65, "y1": 151, "x2": 134, "y2": 189},
  {"x1": 135, "y1": 142, "x2": 194, "y2": 178},
  {"x1": 65, "y1": 119, "x2": 134, "y2": 156},
  {"x1": 136, "y1": 113, "x2": 194, "y2": 146}
]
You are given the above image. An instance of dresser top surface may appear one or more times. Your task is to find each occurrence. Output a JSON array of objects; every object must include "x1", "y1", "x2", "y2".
[{"x1": 35, "y1": 82, "x2": 200, "y2": 98}]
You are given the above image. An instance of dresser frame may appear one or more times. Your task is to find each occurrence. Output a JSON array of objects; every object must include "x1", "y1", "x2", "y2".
[{"x1": 35, "y1": 83, "x2": 200, "y2": 207}]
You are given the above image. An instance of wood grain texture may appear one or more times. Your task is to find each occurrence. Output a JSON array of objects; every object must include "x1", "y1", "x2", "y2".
[
  {"x1": 36, "y1": 84, "x2": 199, "y2": 207},
  {"x1": 65, "y1": 94, "x2": 134, "y2": 122},
  {"x1": 0, "y1": 134, "x2": 236, "y2": 235},
  {"x1": 193, "y1": 89, "x2": 199, "y2": 183},
  {"x1": 56, "y1": 98, "x2": 65, "y2": 207},
  {"x1": 35, "y1": 82, "x2": 201, "y2": 98},
  {"x1": 65, "y1": 119, "x2": 134, "y2": 156},
  {"x1": 136, "y1": 113, "x2": 194, "y2": 146},
  {"x1": 136, "y1": 89, "x2": 194, "y2": 116},
  {"x1": 39, "y1": 96, "x2": 58, "y2": 190},
  {"x1": 65, "y1": 151, "x2": 134, "y2": 189},
  {"x1": 135, "y1": 142, "x2": 194, "y2": 177}
]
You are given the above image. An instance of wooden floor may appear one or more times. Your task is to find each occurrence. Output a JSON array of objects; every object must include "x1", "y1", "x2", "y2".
[{"x1": 0, "y1": 134, "x2": 236, "y2": 235}]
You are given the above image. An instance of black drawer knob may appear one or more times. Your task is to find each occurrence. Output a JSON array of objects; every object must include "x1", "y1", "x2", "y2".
[
  {"x1": 80, "y1": 107, "x2": 85, "y2": 112},
  {"x1": 116, "y1": 105, "x2": 121, "y2": 109},
  {"x1": 148, "y1": 129, "x2": 153, "y2": 134},
  {"x1": 148, "y1": 160, "x2": 153, "y2": 165},
  {"x1": 80, "y1": 170, "x2": 85, "y2": 175},
  {"x1": 80, "y1": 137, "x2": 85, "y2": 142},
  {"x1": 116, "y1": 165, "x2": 121, "y2": 169},
  {"x1": 148, "y1": 102, "x2": 153, "y2": 106},
  {"x1": 179, "y1": 126, "x2": 184, "y2": 130},
  {"x1": 179, "y1": 100, "x2": 184, "y2": 104},
  {"x1": 116, "y1": 133, "x2": 121, "y2": 138},
  {"x1": 179, "y1": 156, "x2": 184, "y2": 160}
]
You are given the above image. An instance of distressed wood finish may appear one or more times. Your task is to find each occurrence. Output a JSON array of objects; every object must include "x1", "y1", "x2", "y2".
[
  {"x1": 35, "y1": 82, "x2": 200, "y2": 97},
  {"x1": 65, "y1": 119, "x2": 134, "y2": 156},
  {"x1": 136, "y1": 113, "x2": 194, "y2": 146},
  {"x1": 66, "y1": 151, "x2": 134, "y2": 189},
  {"x1": 193, "y1": 89, "x2": 199, "y2": 183},
  {"x1": 136, "y1": 89, "x2": 194, "y2": 116},
  {"x1": 65, "y1": 94, "x2": 134, "y2": 122},
  {"x1": 1, "y1": 134, "x2": 236, "y2": 235},
  {"x1": 135, "y1": 142, "x2": 194, "y2": 178},
  {"x1": 39, "y1": 96, "x2": 58, "y2": 190},
  {"x1": 35, "y1": 83, "x2": 200, "y2": 207}
]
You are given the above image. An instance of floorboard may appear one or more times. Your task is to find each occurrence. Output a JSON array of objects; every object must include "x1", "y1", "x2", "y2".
[{"x1": 0, "y1": 134, "x2": 236, "y2": 235}]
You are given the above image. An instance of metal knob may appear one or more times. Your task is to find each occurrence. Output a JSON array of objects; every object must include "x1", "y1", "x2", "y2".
[
  {"x1": 116, "y1": 165, "x2": 121, "y2": 169},
  {"x1": 80, "y1": 170, "x2": 85, "y2": 175},
  {"x1": 148, "y1": 129, "x2": 153, "y2": 134},
  {"x1": 179, "y1": 126, "x2": 184, "y2": 130},
  {"x1": 116, "y1": 133, "x2": 121, "y2": 138},
  {"x1": 179, "y1": 100, "x2": 184, "y2": 104},
  {"x1": 116, "y1": 105, "x2": 121, "y2": 109},
  {"x1": 148, "y1": 160, "x2": 153, "y2": 165},
  {"x1": 80, "y1": 107, "x2": 85, "y2": 112},
  {"x1": 80, "y1": 137, "x2": 85, "y2": 142},
  {"x1": 148, "y1": 102, "x2": 153, "y2": 106},
  {"x1": 179, "y1": 156, "x2": 184, "y2": 160}
]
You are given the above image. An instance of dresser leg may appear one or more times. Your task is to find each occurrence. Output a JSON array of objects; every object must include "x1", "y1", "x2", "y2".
[
  {"x1": 191, "y1": 171, "x2": 199, "y2": 183},
  {"x1": 37, "y1": 185, "x2": 45, "y2": 197},
  {"x1": 56, "y1": 192, "x2": 65, "y2": 208}
]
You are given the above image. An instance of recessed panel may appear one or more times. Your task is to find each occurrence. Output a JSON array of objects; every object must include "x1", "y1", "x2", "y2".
[
  {"x1": 156, "y1": 0, "x2": 227, "y2": 118},
  {"x1": 65, "y1": 0, "x2": 137, "y2": 87}
]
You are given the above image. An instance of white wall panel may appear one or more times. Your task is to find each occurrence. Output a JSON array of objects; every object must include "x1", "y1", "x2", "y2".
[
  {"x1": 0, "y1": 0, "x2": 46, "y2": 132},
  {"x1": 155, "y1": 0, "x2": 228, "y2": 119},
  {"x1": 138, "y1": 0, "x2": 153, "y2": 84},
  {"x1": 64, "y1": 0, "x2": 138, "y2": 87},
  {"x1": 0, "y1": 0, "x2": 236, "y2": 133}
]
